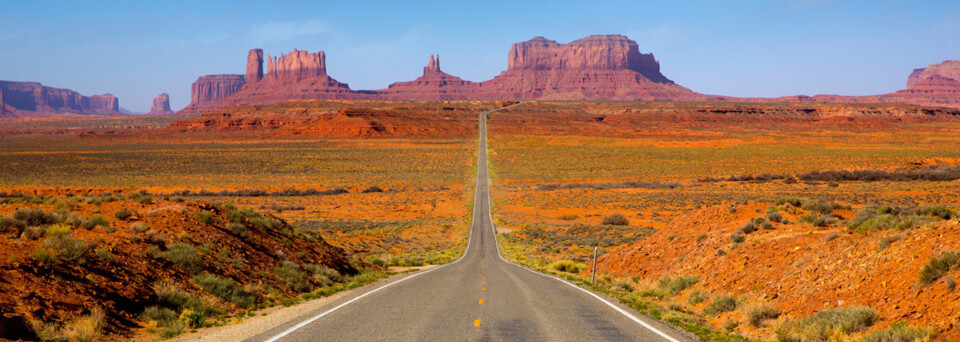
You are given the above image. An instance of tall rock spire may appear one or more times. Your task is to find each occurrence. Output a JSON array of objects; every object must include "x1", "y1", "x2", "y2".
[
  {"x1": 423, "y1": 54, "x2": 441, "y2": 74},
  {"x1": 246, "y1": 49, "x2": 264, "y2": 83}
]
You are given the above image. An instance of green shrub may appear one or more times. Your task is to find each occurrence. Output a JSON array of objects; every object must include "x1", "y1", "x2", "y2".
[
  {"x1": 88, "y1": 215, "x2": 109, "y2": 227},
  {"x1": 548, "y1": 260, "x2": 586, "y2": 274},
  {"x1": 687, "y1": 291, "x2": 707, "y2": 305},
  {"x1": 114, "y1": 209, "x2": 134, "y2": 220},
  {"x1": 64, "y1": 214, "x2": 86, "y2": 228},
  {"x1": 747, "y1": 304, "x2": 781, "y2": 327},
  {"x1": 140, "y1": 306, "x2": 178, "y2": 326},
  {"x1": 130, "y1": 222, "x2": 150, "y2": 234},
  {"x1": 776, "y1": 197, "x2": 804, "y2": 207},
  {"x1": 558, "y1": 214, "x2": 579, "y2": 220},
  {"x1": 226, "y1": 208, "x2": 257, "y2": 223},
  {"x1": 919, "y1": 251, "x2": 960, "y2": 286},
  {"x1": 44, "y1": 224, "x2": 71, "y2": 237},
  {"x1": 227, "y1": 223, "x2": 249, "y2": 238},
  {"x1": 153, "y1": 282, "x2": 222, "y2": 316},
  {"x1": 730, "y1": 234, "x2": 745, "y2": 243},
  {"x1": 274, "y1": 261, "x2": 312, "y2": 292},
  {"x1": 29, "y1": 248, "x2": 58, "y2": 267},
  {"x1": 304, "y1": 263, "x2": 343, "y2": 287},
  {"x1": 602, "y1": 213, "x2": 629, "y2": 226},
  {"x1": 43, "y1": 234, "x2": 91, "y2": 264},
  {"x1": 877, "y1": 235, "x2": 901, "y2": 252},
  {"x1": 812, "y1": 215, "x2": 837, "y2": 227},
  {"x1": 164, "y1": 243, "x2": 202, "y2": 273},
  {"x1": 13, "y1": 208, "x2": 61, "y2": 226},
  {"x1": 861, "y1": 321, "x2": 936, "y2": 342},
  {"x1": 0, "y1": 217, "x2": 26, "y2": 234},
  {"x1": 158, "y1": 320, "x2": 185, "y2": 339},
  {"x1": 737, "y1": 222, "x2": 756, "y2": 235},
  {"x1": 658, "y1": 275, "x2": 698, "y2": 295},
  {"x1": 94, "y1": 248, "x2": 115, "y2": 263},
  {"x1": 194, "y1": 211, "x2": 217, "y2": 225},
  {"x1": 22, "y1": 226, "x2": 44, "y2": 240},
  {"x1": 801, "y1": 200, "x2": 836, "y2": 215},
  {"x1": 920, "y1": 206, "x2": 955, "y2": 220},
  {"x1": 250, "y1": 216, "x2": 276, "y2": 230},
  {"x1": 704, "y1": 296, "x2": 740, "y2": 315},
  {"x1": 775, "y1": 306, "x2": 878, "y2": 342},
  {"x1": 192, "y1": 274, "x2": 255, "y2": 308}
]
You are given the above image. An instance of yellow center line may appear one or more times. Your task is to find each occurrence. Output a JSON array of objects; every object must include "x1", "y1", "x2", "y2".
[
  {"x1": 474, "y1": 319, "x2": 481, "y2": 327},
  {"x1": 479, "y1": 299, "x2": 484, "y2": 304},
  {"x1": 482, "y1": 287, "x2": 486, "y2": 291},
  {"x1": 482, "y1": 281, "x2": 486, "y2": 284}
]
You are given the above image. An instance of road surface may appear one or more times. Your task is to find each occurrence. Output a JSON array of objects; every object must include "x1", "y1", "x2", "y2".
[{"x1": 249, "y1": 105, "x2": 693, "y2": 342}]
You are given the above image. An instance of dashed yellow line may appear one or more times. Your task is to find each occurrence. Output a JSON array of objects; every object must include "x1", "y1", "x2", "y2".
[
  {"x1": 482, "y1": 287, "x2": 486, "y2": 291},
  {"x1": 479, "y1": 299, "x2": 484, "y2": 304},
  {"x1": 474, "y1": 319, "x2": 481, "y2": 327},
  {"x1": 482, "y1": 281, "x2": 486, "y2": 284}
]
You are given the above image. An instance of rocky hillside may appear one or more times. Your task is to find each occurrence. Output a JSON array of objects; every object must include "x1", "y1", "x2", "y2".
[
  {"x1": 0, "y1": 193, "x2": 355, "y2": 340},
  {"x1": 0, "y1": 81, "x2": 119, "y2": 118}
]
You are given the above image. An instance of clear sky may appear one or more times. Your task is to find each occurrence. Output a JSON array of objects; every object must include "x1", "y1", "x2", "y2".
[{"x1": 1, "y1": 0, "x2": 958, "y2": 112}]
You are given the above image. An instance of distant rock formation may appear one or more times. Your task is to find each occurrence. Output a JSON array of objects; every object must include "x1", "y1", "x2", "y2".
[
  {"x1": 149, "y1": 93, "x2": 174, "y2": 114},
  {"x1": 0, "y1": 80, "x2": 120, "y2": 117},
  {"x1": 378, "y1": 54, "x2": 479, "y2": 100},
  {"x1": 907, "y1": 60, "x2": 960, "y2": 88},
  {"x1": 190, "y1": 74, "x2": 246, "y2": 105}
]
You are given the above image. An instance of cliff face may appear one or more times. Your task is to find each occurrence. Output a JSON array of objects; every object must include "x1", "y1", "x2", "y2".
[
  {"x1": 907, "y1": 60, "x2": 960, "y2": 88},
  {"x1": 377, "y1": 55, "x2": 480, "y2": 100},
  {"x1": 149, "y1": 93, "x2": 174, "y2": 114},
  {"x1": 0, "y1": 80, "x2": 120, "y2": 117},
  {"x1": 189, "y1": 74, "x2": 245, "y2": 105},
  {"x1": 506, "y1": 35, "x2": 670, "y2": 83}
]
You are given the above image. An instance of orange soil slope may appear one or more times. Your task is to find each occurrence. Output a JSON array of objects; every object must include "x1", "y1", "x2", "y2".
[{"x1": 594, "y1": 202, "x2": 960, "y2": 340}]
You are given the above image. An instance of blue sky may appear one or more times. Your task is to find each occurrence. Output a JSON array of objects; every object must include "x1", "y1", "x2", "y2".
[{"x1": 1, "y1": 0, "x2": 958, "y2": 112}]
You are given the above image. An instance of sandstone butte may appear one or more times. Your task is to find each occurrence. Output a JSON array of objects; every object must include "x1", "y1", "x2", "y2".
[
  {"x1": 147, "y1": 93, "x2": 174, "y2": 115},
  {"x1": 0, "y1": 80, "x2": 119, "y2": 118}
]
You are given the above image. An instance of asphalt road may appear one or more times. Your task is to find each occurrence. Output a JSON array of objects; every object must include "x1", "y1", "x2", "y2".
[{"x1": 249, "y1": 105, "x2": 694, "y2": 342}]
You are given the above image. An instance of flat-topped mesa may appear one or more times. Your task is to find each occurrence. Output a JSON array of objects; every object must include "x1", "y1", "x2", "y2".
[
  {"x1": 190, "y1": 74, "x2": 245, "y2": 104},
  {"x1": 423, "y1": 54, "x2": 441, "y2": 75},
  {"x1": 907, "y1": 60, "x2": 960, "y2": 88},
  {"x1": 507, "y1": 34, "x2": 672, "y2": 83},
  {"x1": 266, "y1": 49, "x2": 327, "y2": 82},
  {"x1": 246, "y1": 49, "x2": 264, "y2": 83},
  {"x1": 0, "y1": 80, "x2": 120, "y2": 116}
]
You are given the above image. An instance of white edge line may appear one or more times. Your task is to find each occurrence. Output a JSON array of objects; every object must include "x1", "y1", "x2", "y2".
[
  {"x1": 262, "y1": 108, "x2": 502, "y2": 342},
  {"x1": 481, "y1": 110, "x2": 681, "y2": 342}
]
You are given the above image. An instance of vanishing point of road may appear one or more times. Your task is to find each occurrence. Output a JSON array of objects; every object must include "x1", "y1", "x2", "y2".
[{"x1": 248, "y1": 105, "x2": 694, "y2": 342}]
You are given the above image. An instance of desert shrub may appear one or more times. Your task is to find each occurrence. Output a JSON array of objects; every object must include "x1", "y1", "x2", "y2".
[
  {"x1": 43, "y1": 234, "x2": 92, "y2": 264},
  {"x1": 22, "y1": 226, "x2": 44, "y2": 240},
  {"x1": 877, "y1": 235, "x2": 901, "y2": 252},
  {"x1": 163, "y1": 243, "x2": 202, "y2": 273},
  {"x1": 30, "y1": 307, "x2": 104, "y2": 342},
  {"x1": 250, "y1": 216, "x2": 277, "y2": 230},
  {"x1": 274, "y1": 261, "x2": 312, "y2": 292},
  {"x1": 823, "y1": 232, "x2": 840, "y2": 242},
  {"x1": 746, "y1": 304, "x2": 781, "y2": 327},
  {"x1": 64, "y1": 214, "x2": 85, "y2": 228},
  {"x1": 861, "y1": 321, "x2": 937, "y2": 342},
  {"x1": 687, "y1": 291, "x2": 707, "y2": 305},
  {"x1": 192, "y1": 274, "x2": 255, "y2": 308},
  {"x1": 658, "y1": 275, "x2": 698, "y2": 295},
  {"x1": 920, "y1": 205, "x2": 955, "y2": 220},
  {"x1": 259, "y1": 203, "x2": 305, "y2": 212},
  {"x1": 613, "y1": 281, "x2": 634, "y2": 292},
  {"x1": 88, "y1": 215, "x2": 109, "y2": 227},
  {"x1": 29, "y1": 248, "x2": 58, "y2": 267},
  {"x1": 304, "y1": 263, "x2": 344, "y2": 284},
  {"x1": 775, "y1": 306, "x2": 878, "y2": 342},
  {"x1": 801, "y1": 200, "x2": 836, "y2": 215},
  {"x1": 548, "y1": 260, "x2": 586, "y2": 274},
  {"x1": 765, "y1": 211, "x2": 783, "y2": 223},
  {"x1": 737, "y1": 222, "x2": 757, "y2": 235},
  {"x1": 13, "y1": 208, "x2": 60, "y2": 226},
  {"x1": 360, "y1": 185, "x2": 384, "y2": 193},
  {"x1": 44, "y1": 224, "x2": 71, "y2": 237},
  {"x1": 919, "y1": 251, "x2": 960, "y2": 285},
  {"x1": 227, "y1": 223, "x2": 249, "y2": 238},
  {"x1": 94, "y1": 248, "x2": 115, "y2": 264},
  {"x1": 140, "y1": 306, "x2": 178, "y2": 326},
  {"x1": 812, "y1": 215, "x2": 837, "y2": 227},
  {"x1": 704, "y1": 296, "x2": 740, "y2": 315},
  {"x1": 129, "y1": 222, "x2": 149, "y2": 234},
  {"x1": 696, "y1": 234, "x2": 708, "y2": 243},
  {"x1": 601, "y1": 213, "x2": 629, "y2": 226},
  {"x1": 776, "y1": 197, "x2": 805, "y2": 207},
  {"x1": 153, "y1": 282, "x2": 222, "y2": 316},
  {"x1": 114, "y1": 209, "x2": 134, "y2": 220},
  {"x1": 194, "y1": 211, "x2": 217, "y2": 225},
  {"x1": 730, "y1": 234, "x2": 745, "y2": 243},
  {"x1": 226, "y1": 208, "x2": 257, "y2": 223},
  {"x1": 0, "y1": 217, "x2": 26, "y2": 234},
  {"x1": 558, "y1": 214, "x2": 579, "y2": 220}
]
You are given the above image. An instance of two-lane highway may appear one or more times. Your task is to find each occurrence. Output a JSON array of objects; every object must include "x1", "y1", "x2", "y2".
[{"x1": 248, "y1": 105, "x2": 693, "y2": 341}]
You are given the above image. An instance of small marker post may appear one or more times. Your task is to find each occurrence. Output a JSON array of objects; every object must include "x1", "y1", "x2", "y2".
[{"x1": 591, "y1": 245, "x2": 598, "y2": 284}]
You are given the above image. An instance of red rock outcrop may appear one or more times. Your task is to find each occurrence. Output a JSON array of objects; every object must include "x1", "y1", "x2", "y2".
[
  {"x1": 246, "y1": 49, "x2": 264, "y2": 83},
  {"x1": 0, "y1": 80, "x2": 120, "y2": 117},
  {"x1": 377, "y1": 54, "x2": 480, "y2": 100},
  {"x1": 907, "y1": 60, "x2": 960, "y2": 88},
  {"x1": 149, "y1": 93, "x2": 174, "y2": 114}
]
